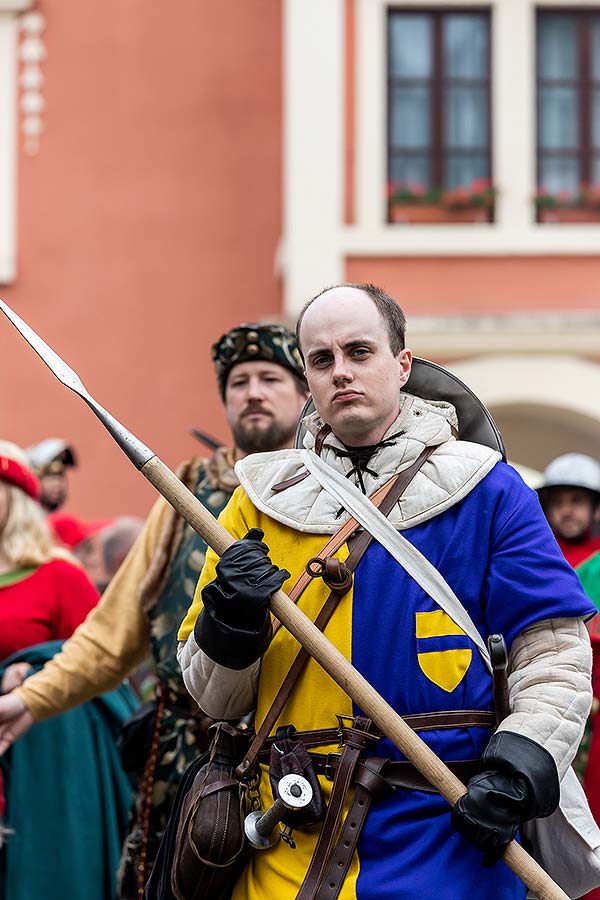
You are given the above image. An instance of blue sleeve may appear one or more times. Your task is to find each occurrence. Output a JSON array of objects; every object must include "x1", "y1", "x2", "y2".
[{"x1": 482, "y1": 487, "x2": 596, "y2": 650}]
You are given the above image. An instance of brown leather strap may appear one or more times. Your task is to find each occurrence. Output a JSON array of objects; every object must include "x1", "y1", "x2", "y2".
[
  {"x1": 197, "y1": 778, "x2": 241, "y2": 800},
  {"x1": 303, "y1": 751, "x2": 480, "y2": 900},
  {"x1": 315, "y1": 424, "x2": 333, "y2": 455},
  {"x1": 236, "y1": 587, "x2": 349, "y2": 778},
  {"x1": 272, "y1": 471, "x2": 310, "y2": 493},
  {"x1": 236, "y1": 447, "x2": 435, "y2": 780},
  {"x1": 295, "y1": 719, "x2": 375, "y2": 900},
  {"x1": 398, "y1": 709, "x2": 496, "y2": 732},
  {"x1": 313, "y1": 758, "x2": 389, "y2": 900},
  {"x1": 256, "y1": 709, "x2": 496, "y2": 756},
  {"x1": 308, "y1": 754, "x2": 479, "y2": 792},
  {"x1": 272, "y1": 426, "x2": 334, "y2": 492},
  {"x1": 273, "y1": 468, "x2": 408, "y2": 631}
]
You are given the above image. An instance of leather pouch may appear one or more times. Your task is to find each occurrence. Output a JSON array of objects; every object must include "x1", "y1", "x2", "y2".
[
  {"x1": 269, "y1": 736, "x2": 325, "y2": 828},
  {"x1": 170, "y1": 722, "x2": 252, "y2": 900}
]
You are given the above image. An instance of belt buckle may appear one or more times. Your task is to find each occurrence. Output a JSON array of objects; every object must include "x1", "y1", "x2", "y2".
[
  {"x1": 324, "y1": 751, "x2": 340, "y2": 780},
  {"x1": 335, "y1": 714, "x2": 355, "y2": 748}
]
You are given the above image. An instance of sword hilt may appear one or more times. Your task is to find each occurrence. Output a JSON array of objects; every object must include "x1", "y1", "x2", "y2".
[{"x1": 244, "y1": 774, "x2": 312, "y2": 850}]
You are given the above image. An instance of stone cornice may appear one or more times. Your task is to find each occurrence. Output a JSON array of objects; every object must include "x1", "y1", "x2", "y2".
[{"x1": 408, "y1": 313, "x2": 600, "y2": 360}]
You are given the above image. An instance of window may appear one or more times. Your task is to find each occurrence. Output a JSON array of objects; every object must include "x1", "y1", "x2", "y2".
[
  {"x1": 537, "y1": 10, "x2": 600, "y2": 193},
  {"x1": 387, "y1": 9, "x2": 491, "y2": 194}
]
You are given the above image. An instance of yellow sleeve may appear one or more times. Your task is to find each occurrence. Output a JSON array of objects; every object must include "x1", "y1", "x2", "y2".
[
  {"x1": 15, "y1": 494, "x2": 170, "y2": 721},
  {"x1": 177, "y1": 486, "x2": 256, "y2": 641}
]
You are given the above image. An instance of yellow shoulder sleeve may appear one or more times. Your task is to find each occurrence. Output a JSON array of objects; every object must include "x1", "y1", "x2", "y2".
[{"x1": 177, "y1": 486, "x2": 258, "y2": 640}]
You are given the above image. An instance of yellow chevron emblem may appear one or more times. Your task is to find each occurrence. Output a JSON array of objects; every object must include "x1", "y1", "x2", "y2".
[{"x1": 416, "y1": 610, "x2": 473, "y2": 693}]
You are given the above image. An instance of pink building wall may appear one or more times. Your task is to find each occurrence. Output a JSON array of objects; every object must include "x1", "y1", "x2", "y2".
[
  {"x1": 0, "y1": 0, "x2": 282, "y2": 517},
  {"x1": 345, "y1": 256, "x2": 600, "y2": 317}
]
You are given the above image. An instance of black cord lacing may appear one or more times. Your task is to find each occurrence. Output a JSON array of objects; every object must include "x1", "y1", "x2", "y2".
[{"x1": 328, "y1": 430, "x2": 406, "y2": 516}]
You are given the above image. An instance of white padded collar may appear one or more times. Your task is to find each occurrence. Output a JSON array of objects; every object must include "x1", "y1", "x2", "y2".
[{"x1": 235, "y1": 394, "x2": 501, "y2": 534}]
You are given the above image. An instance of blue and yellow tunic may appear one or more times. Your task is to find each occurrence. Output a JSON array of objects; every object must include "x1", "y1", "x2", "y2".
[{"x1": 179, "y1": 462, "x2": 594, "y2": 900}]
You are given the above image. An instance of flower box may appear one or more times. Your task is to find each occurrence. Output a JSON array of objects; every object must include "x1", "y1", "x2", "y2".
[
  {"x1": 538, "y1": 207, "x2": 600, "y2": 224},
  {"x1": 389, "y1": 203, "x2": 489, "y2": 224}
]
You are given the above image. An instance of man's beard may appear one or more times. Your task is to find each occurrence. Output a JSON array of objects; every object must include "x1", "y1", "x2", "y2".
[{"x1": 232, "y1": 416, "x2": 297, "y2": 454}]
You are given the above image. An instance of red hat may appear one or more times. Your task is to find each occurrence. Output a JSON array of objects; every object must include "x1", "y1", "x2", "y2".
[
  {"x1": 0, "y1": 455, "x2": 40, "y2": 501},
  {"x1": 49, "y1": 513, "x2": 113, "y2": 549}
]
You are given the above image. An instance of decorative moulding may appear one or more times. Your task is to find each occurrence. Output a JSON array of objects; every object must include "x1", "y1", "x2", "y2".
[{"x1": 18, "y1": 9, "x2": 45, "y2": 155}]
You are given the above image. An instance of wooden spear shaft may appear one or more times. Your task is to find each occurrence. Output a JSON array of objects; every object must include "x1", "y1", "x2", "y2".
[
  {"x1": 144, "y1": 456, "x2": 569, "y2": 900},
  {"x1": 0, "y1": 298, "x2": 570, "y2": 900}
]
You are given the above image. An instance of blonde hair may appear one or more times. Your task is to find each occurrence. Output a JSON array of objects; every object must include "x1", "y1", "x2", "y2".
[{"x1": 0, "y1": 440, "x2": 74, "y2": 568}]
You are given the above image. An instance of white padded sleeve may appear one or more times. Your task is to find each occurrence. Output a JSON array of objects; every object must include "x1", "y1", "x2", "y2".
[
  {"x1": 497, "y1": 617, "x2": 592, "y2": 779},
  {"x1": 177, "y1": 633, "x2": 259, "y2": 720}
]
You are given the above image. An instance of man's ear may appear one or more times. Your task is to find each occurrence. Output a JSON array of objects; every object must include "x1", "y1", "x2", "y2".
[{"x1": 398, "y1": 348, "x2": 413, "y2": 388}]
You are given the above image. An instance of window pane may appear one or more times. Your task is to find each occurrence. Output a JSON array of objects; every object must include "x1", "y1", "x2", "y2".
[
  {"x1": 539, "y1": 157, "x2": 580, "y2": 193},
  {"x1": 444, "y1": 15, "x2": 487, "y2": 78},
  {"x1": 390, "y1": 154, "x2": 431, "y2": 189},
  {"x1": 390, "y1": 86, "x2": 430, "y2": 148},
  {"x1": 538, "y1": 87, "x2": 579, "y2": 149},
  {"x1": 444, "y1": 87, "x2": 487, "y2": 149},
  {"x1": 592, "y1": 155, "x2": 600, "y2": 185},
  {"x1": 537, "y1": 15, "x2": 577, "y2": 79},
  {"x1": 593, "y1": 21, "x2": 600, "y2": 79},
  {"x1": 444, "y1": 155, "x2": 487, "y2": 190},
  {"x1": 389, "y1": 15, "x2": 432, "y2": 78}
]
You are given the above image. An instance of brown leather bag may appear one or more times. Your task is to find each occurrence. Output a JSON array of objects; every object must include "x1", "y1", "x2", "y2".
[{"x1": 171, "y1": 722, "x2": 251, "y2": 900}]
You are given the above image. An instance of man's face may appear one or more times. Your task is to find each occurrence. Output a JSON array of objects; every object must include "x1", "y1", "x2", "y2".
[
  {"x1": 74, "y1": 534, "x2": 109, "y2": 591},
  {"x1": 299, "y1": 287, "x2": 412, "y2": 447},
  {"x1": 40, "y1": 472, "x2": 67, "y2": 512},
  {"x1": 225, "y1": 361, "x2": 308, "y2": 454},
  {"x1": 545, "y1": 487, "x2": 596, "y2": 541}
]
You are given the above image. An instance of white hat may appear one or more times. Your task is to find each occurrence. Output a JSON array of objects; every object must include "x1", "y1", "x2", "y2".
[
  {"x1": 25, "y1": 438, "x2": 77, "y2": 475},
  {"x1": 540, "y1": 453, "x2": 600, "y2": 496}
]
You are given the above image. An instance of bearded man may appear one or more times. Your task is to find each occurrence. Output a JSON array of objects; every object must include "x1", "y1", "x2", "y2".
[
  {"x1": 178, "y1": 285, "x2": 596, "y2": 900},
  {"x1": 0, "y1": 322, "x2": 308, "y2": 899}
]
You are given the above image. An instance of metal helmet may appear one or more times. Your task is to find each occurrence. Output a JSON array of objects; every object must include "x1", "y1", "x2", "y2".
[
  {"x1": 25, "y1": 438, "x2": 77, "y2": 475},
  {"x1": 540, "y1": 453, "x2": 600, "y2": 496},
  {"x1": 294, "y1": 357, "x2": 506, "y2": 458}
]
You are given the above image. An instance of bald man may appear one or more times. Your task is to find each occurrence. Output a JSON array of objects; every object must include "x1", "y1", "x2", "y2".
[{"x1": 178, "y1": 284, "x2": 596, "y2": 900}]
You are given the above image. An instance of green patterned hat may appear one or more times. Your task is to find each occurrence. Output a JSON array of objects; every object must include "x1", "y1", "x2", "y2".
[{"x1": 212, "y1": 323, "x2": 306, "y2": 398}]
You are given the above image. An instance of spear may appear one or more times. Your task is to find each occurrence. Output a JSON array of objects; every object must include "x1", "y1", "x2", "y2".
[{"x1": 0, "y1": 298, "x2": 570, "y2": 900}]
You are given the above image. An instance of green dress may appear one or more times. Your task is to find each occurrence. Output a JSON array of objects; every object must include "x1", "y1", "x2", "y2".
[{"x1": 0, "y1": 641, "x2": 137, "y2": 900}]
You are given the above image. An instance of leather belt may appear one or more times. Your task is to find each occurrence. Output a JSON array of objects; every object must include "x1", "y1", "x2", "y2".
[
  {"x1": 258, "y1": 709, "x2": 496, "y2": 756},
  {"x1": 308, "y1": 753, "x2": 479, "y2": 792}
]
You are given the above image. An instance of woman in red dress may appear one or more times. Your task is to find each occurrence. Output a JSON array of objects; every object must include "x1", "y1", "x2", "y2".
[
  {"x1": 0, "y1": 441, "x2": 99, "y2": 690},
  {"x1": 0, "y1": 442, "x2": 136, "y2": 900}
]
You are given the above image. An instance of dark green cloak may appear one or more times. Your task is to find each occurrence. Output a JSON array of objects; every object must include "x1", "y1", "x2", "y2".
[{"x1": 0, "y1": 640, "x2": 138, "y2": 900}]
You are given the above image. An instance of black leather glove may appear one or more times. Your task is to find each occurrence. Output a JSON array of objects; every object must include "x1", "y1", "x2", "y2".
[
  {"x1": 194, "y1": 528, "x2": 290, "y2": 670},
  {"x1": 451, "y1": 731, "x2": 559, "y2": 866}
]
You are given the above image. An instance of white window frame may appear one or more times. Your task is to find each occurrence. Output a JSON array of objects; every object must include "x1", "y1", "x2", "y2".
[
  {"x1": 0, "y1": 0, "x2": 34, "y2": 284},
  {"x1": 283, "y1": 0, "x2": 600, "y2": 315},
  {"x1": 350, "y1": 0, "x2": 600, "y2": 257}
]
